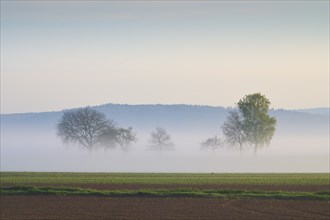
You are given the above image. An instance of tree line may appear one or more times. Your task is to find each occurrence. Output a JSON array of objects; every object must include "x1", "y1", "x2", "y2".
[
  {"x1": 57, "y1": 93, "x2": 276, "y2": 155},
  {"x1": 202, "y1": 93, "x2": 276, "y2": 155},
  {"x1": 56, "y1": 108, "x2": 174, "y2": 153}
]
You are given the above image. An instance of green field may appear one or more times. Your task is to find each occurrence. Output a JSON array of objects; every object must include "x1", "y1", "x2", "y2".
[
  {"x1": 1, "y1": 172, "x2": 329, "y2": 200},
  {"x1": 1, "y1": 172, "x2": 329, "y2": 185},
  {"x1": 1, "y1": 186, "x2": 329, "y2": 200}
]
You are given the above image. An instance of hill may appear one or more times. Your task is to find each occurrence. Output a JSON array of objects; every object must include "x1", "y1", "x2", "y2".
[{"x1": 1, "y1": 104, "x2": 328, "y2": 135}]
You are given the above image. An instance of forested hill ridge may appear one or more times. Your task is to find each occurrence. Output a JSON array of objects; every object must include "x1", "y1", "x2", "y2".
[{"x1": 1, "y1": 104, "x2": 329, "y2": 135}]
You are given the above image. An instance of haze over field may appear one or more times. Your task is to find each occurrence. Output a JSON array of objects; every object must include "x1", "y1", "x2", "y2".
[{"x1": 1, "y1": 104, "x2": 329, "y2": 172}]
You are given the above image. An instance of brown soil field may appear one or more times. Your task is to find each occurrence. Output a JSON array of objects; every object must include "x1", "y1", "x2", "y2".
[
  {"x1": 3, "y1": 183, "x2": 328, "y2": 192},
  {"x1": 1, "y1": 195, "x2": 329, "y2": 220}
]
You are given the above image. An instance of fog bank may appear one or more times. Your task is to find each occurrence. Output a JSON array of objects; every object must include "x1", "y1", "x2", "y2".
[{"x1": 1, "y1": 105, "x2": 329, "y2": 172}]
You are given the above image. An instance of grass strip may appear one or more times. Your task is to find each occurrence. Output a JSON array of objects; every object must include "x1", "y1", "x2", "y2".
[
  {"x1": 1, "y1": 172, "x2": 329, "y2": 185},
  {"x1": 1, "y1": 186, "x2": 329, "y2": 200}
]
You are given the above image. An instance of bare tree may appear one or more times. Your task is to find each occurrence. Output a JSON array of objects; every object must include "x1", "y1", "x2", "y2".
[
  {"x1": 57, "y1": 107, "x2": 137, "y2": 153},
  {"x1": 222, "y1": 110, "x2": 246, "y2": 155},
  {"x1": 117, "y1": 127, "x2": 137, "y2": 152},
  {"x1": 99, "y1": 121, "x2": 121, "y2": 150},
  {"x1": 56, "y1": 107, "x2": 110, "y2": 152},
  {"x1": 200, "y1": 135, "x2": 223, "y2": 153},
  {"x1": 149, "y1": 127, "x2": 174, "y2": 154}
]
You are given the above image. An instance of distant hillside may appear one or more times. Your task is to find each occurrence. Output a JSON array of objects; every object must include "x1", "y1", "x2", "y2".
[
  {"x1": 269, "y1": 109, "x2": 329, "y2": 135},
  {"x1": 296, "y1": 108, "x2": 329, "y2": 116},
  {"x1": 1, "y1": 104, "x2": 329, "y2": 135}
]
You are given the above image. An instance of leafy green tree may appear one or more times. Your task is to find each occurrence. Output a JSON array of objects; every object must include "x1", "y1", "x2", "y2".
[{"x1": 237, "y1": 93, "x2": 276, "y2": 154}]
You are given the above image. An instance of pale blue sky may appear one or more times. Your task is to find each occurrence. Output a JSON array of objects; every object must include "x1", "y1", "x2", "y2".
[{"x1": 1, "y1": 1, "x2": 329, "y2": 113}]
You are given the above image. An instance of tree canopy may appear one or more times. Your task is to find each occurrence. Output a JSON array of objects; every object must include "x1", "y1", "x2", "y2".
[
  {"x1": 149, "y1": 127, "x2": 174, "y2": 154},
  {"x1": 56, "y1": 107, "x2": 136, "y2": 152},
  {"x1": 238, "y1": 93, "x2": 276, "y2": 154},
  {"x1": 221, "y1": 110, "x2": 246, "y2": 154},
  {"x1": 200, "y1": 135, "x2": 223, "y2": 153},
  {"x1": 222, "y1": 93, "x2": 276, "y2": 154}
]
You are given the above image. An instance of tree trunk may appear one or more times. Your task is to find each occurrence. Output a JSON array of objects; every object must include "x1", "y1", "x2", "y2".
[
  {"x1": 240, "y1": 144, "x2": 243, "y2": 157},
  {"x1": 254, "y1": 144, "x2": 258, "y2": 155},
  {"x1": 123, "y1": 145, "x2": 128, "y2": 154}
]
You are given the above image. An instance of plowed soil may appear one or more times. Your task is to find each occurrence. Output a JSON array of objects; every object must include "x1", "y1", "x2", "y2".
[{"x1": 1, "y1": 195, "x2": 329, "y2": 220}]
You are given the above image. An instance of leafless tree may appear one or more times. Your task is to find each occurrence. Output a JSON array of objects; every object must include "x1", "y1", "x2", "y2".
[
  {"x1": 99, "y1": 121, "x2": 121, "y2": 150},
  {"x1": 221, "y1": 110, "x2": 246, "y2": 155},
  {"x1": 56, "y1": 107, "x2": 110, "y2": 152},
  {"x1": 149, "y1": 127, "x2": 174, "y2": 154},
  {"x1": 116, "y1": 127, "x2": 137, "y2": 152},
  {"x1": 57, "y1": 107, "x2": 137, "y2": 153},
  {"x1": 200, "y1": 135, "x2": 223, "y2": 153}
]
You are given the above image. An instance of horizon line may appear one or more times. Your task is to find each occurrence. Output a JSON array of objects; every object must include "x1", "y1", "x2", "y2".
[{"x1": 1, "y1": 102, "x2": 329, "y2": 115}]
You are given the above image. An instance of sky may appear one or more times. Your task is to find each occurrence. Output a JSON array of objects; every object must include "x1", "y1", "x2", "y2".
[{"x1": 1, "y1": 1, "x2": 329, "y2": 114}]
